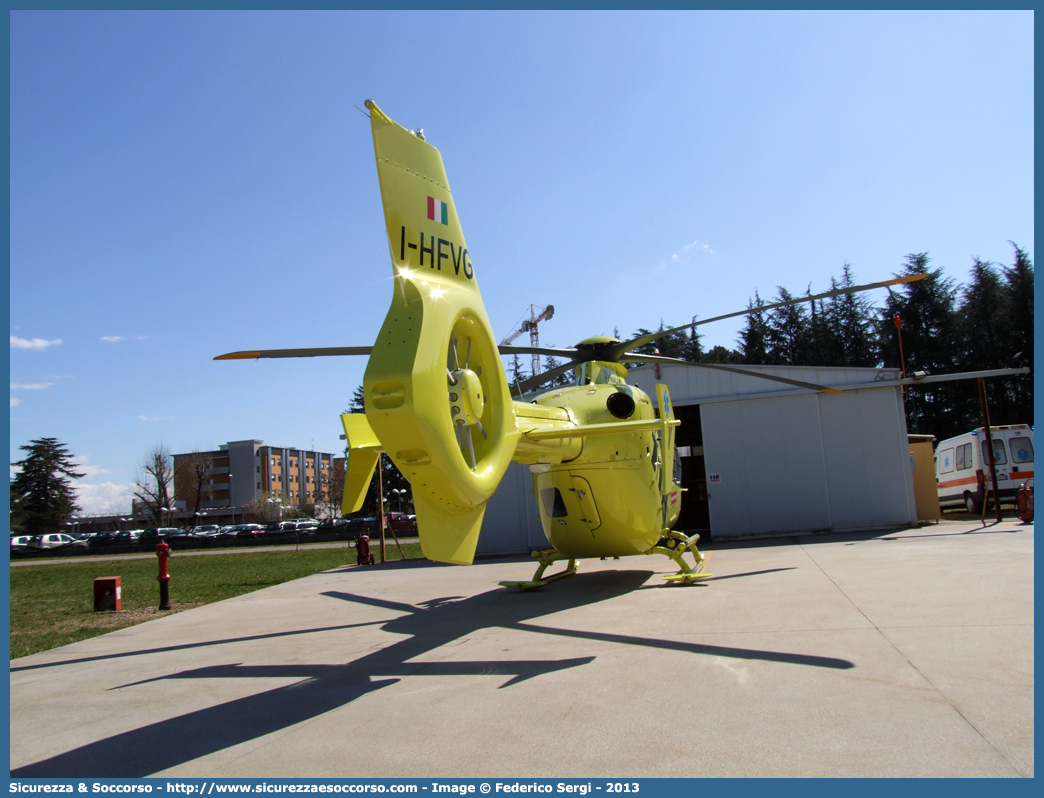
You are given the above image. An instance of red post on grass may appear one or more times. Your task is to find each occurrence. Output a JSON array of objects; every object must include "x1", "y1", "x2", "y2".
[{"x1": 156, "y1": 541, "x2": 172, "y2": 610}]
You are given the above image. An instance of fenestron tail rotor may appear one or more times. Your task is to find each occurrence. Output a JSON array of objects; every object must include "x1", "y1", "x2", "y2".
[{"x1": 448, "y1": 333, "x2": 490, "y2": 470}]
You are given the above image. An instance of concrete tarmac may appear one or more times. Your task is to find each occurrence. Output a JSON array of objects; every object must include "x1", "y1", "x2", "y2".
[{"x1": 9, "y1": 519, "x2": 1033, "y2": 778}]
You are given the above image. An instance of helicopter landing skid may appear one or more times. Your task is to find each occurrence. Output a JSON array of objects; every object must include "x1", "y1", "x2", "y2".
[
  {"x1": 648, "y1": 530, "x2": 711, "y2": 585},
  {"x1": 500, "y1": 549, "x2": 578, "y2": 591}
]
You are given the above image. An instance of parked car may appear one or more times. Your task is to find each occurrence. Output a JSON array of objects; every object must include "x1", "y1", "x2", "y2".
[
  {"x1": 346, "y1": 517, "x2": 377, "y2": 534},
  {"x1": 316, "y1": 518, "x2": 352, "y2": 531},
  {"x1": 89, "y1": 531, "x2": 121, "y2": 548},
  {"x1": 135, "y1": 527, "x2": 182, "y2": 543},
  {"x1": 234, "y1": 524, "x2": 266, "y2": 538},
  {"x1": 28, "y1": 533, "x2": 86, "y2": 550},
  {"x1": 218, "y1": 525, "x2": 240, "y2": 538},
  {"x1": 160, "y1": 528, "x2": 197, "y2": 542},
  {"x1": 10, "y1": 536, "x2": 33, "y2": 551},
  {"x1": 189, "y1": 525, "x2": 221, "y2": 537},
  {"x1": 386, "y1": 512, "x2": 418, "y2": 534}
]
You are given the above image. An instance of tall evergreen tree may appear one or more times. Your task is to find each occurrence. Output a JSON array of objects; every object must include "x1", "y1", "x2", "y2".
[
  {"x1": 10, "y1": 438, "x2": 84, "y2": 534},
  {"x1": 806, "y1": 289, "x2": 837, "y2": 367},
  {"x1": 956, "y1": 258, "x2": 1007, "y2": 373},
  {"x1": 765, "y1": 287, "x2": 811, "y2": 365},
  {"x1": 739, "y1": 291, "x2": 770, "y2": 364},
  {"x1": 685, "y1": 317, "x2": 704, "y2": 363},
  {"x1": 509, "y1": 354, "x2": 528, "y2": 389},
  {"x1": 348, "y1": 385, "x2": 366, "y2": 415},
  {"x1": 702, "y1": 345, "x2": 744, "y2": 364},
  {"x1": 953, "y1": 258, "x2": 1013, "y2": 430},
  {"x1": 1001, "y1": 242, "x2": 1034, "y2": 425},
  {"x1": 878, "y1": 253, "x2": 959, "y2": 436},
  {"x1": 825, "y1": 264, "x2": 876, "y2": 367}
]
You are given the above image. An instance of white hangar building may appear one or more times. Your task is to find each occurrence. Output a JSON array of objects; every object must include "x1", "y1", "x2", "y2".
[{"x1": 476, "y1": 362, "x2": 918, "y2": 555}]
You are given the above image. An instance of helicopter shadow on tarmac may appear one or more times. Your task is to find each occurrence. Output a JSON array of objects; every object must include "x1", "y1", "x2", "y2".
[{"x1": 12, "y1": 569, "x2": 852, "y2": 778}]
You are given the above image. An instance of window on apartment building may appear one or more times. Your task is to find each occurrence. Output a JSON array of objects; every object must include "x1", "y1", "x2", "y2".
[
  {"x1": 257, "y1": 482, "x2": 261, "y2": 490},
  {"x1": 256, "y1": 466, "x2": 260, "y2": 473}
]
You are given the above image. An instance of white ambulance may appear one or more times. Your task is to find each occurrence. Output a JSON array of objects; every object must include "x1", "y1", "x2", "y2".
[{"x1": 935, "y1": 425, "x2": 1034, "y2": 512}]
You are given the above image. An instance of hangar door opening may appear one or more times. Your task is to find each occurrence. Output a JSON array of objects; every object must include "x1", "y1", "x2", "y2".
[{"x1": 673, "y1": 404, "x2": 711, "y2": 539}]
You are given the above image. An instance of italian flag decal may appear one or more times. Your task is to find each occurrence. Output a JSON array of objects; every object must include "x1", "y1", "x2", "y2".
[{"x1": 427, "y1": 196, "x2": 448, "y2": 225}]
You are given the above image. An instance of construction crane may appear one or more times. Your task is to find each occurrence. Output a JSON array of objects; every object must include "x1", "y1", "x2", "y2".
[{"x1": 500, "y1": 304, "x2": 555, "y2": 376}]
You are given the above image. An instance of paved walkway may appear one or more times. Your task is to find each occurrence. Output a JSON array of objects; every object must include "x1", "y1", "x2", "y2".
[{"x1": 9, "y1": 519, "x2": 1033, "y2": 778}]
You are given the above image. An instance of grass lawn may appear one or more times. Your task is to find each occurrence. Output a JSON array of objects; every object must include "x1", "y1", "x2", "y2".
[{"x1": 10, "y1": 543, "x2": 423, "y2": 659}]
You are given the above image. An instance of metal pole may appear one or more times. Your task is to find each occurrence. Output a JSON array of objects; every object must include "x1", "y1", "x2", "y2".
[
  {"x1": 377, "y1": 454, "x2": 387, "y2": 563},
  {"x1": 978, "y1": 378, "x2": 1003, "y2": 524}
]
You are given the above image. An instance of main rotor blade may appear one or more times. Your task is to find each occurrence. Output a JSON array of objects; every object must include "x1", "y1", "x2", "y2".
[
  {"x1": 606, "y1": 273, "x2": 928, "y2": 361},
  {"x1": 498, "y1": 345, "x2": 579, "y2": 358},
  {"x1": 214, "y1": 346, "x2": 373, "y2": 361},
  {"x1": 511, "y1": 361, "x2": 580, "y2": 397},
  {"x1": 619, "y1": 354, "x2": 845, "y2": 394}
]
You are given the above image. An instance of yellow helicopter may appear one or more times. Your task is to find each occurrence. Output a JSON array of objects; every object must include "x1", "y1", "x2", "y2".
[{"x1": 217, "y1": 100, "x2": 925, "y2": 589}]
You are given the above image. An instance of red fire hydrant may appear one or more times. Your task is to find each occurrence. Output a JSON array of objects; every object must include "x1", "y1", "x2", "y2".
[
  {"x1": 1017, "y1": 480, "x2": 1034, "y2": 523},
  {"x1": 356, "y1": 533, "x2": 374, "y2": 566},
  {"x1": 156, "y1": 541, "x2": 172, "y2": 610}
]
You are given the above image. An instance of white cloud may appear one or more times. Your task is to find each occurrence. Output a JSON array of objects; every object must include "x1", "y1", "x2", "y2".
[
  {"x1": 100, "y1": 336, "x2": 125, "y2": 343},
  {"x1": 138, "y1": 415, "x2": 172, "y2": 422},
  {"x1": 10, "y1": 397, "x2": 20, "y2": 407},
  {"x1": 670, "y1": 239, "x2": 716, "y2": 262},
  {"x1": 73, "y1": 454, "x2": 114, "y2": 478},
  {"x1": 11, "y1": 336, "x2": 62, "y2": 350},
  {"x1": 76, "y1": 481, "x2": 136, "y2": 515},
  {"x1": 10, "y1": 382, "x2": 53, "y2": 390}
]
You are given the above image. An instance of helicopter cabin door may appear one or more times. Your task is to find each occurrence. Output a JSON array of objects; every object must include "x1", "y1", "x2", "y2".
[{"x1": 673, "y1": 404, "x2": 711, "y2": 537}]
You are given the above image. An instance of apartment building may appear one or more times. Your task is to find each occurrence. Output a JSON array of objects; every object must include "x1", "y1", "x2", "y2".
[{"x1": 173, "y1": 440, "x2": 337, "y2": 513}]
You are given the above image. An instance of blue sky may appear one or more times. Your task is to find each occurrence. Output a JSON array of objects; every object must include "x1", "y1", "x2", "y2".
[{"x1": 9, "y1": 10, "x2": 1034, "y2": 515}]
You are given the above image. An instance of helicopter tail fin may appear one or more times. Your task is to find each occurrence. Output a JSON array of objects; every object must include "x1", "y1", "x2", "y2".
[{"x1": 360, "y1": 101, "x2": 518, "y2": 565}]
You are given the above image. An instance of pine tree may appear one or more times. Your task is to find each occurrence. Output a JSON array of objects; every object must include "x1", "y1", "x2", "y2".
[
  {"x1": 349, "y1": 385, "x2": 366, "y2": 415},
  {"x1": 826, "y1": 264, "x2": 876, "y2": 367},
  {"x1": 510, "y1": 354, "x2": 528, "y2": 389},
  {"x1": 11, "y1": 438, "x2": 84, "y2": 534},
  {"x1": 543, "y1": 352, "x2": 574, "y2": 388},
  {"x1": 685, "y1": 317, "x2": 704, "y2": 363},
  {"x1": 1001, "y1": 242, "x2": 1034, "y2": 426},
  {"x1": 956, "y1": 258, "x2": 1007, "y2": 372},
  {"x1": 878, "y1": 253, "x2": 959, "y2": 436},
  {"x1": 766, "y1": 287, "x2": 811, "y2": 365},
  {"x1": 956, "y1": 257, "x2": 1012, "y2": 425},
  {"x1": 702, "y1": 345, "x2": 743, "y2": 364},
  {"x1": 739, "y1": 291, "x2": 770, "y2": 364}
]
